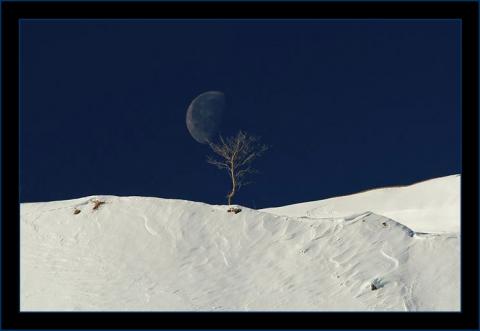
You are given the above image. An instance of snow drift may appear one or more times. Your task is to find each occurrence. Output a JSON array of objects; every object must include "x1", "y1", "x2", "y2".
[
  {"x1": 263, "y1": 174, "x2": 460, "y2": 234},
  {"x1": 20, "y1": 175, "x2": 460, "y2": 311}
]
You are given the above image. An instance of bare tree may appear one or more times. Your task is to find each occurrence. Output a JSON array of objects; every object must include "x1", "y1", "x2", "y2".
[{"x1": 207, "y1": 131, "x2": 268, "y2": 206}]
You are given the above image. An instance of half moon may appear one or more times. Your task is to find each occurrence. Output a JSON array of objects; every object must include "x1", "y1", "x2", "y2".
[{"x1": 186, "y1": 91, "x2": 225, "y2": 144}]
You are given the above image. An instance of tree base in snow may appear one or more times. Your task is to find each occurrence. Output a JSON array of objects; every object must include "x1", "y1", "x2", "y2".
[{"x1": 227, "y1": 207, "x2": 242, "y2": 214}]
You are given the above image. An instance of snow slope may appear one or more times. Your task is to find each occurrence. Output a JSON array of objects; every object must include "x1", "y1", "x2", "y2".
[
  {"x1": 20, "y1": 176, "x2": 460, "y2": 311},
  {"x1": 262, "y1": 175, "x2": 460, "y2": 234}
]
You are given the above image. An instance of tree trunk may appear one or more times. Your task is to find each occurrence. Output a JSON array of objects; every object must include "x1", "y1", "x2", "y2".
[
  {"x1": 227, "y1": 182, "x2": 235, "y2": 205},
  {"x1": 227, "y1": 166, "x2": 236, "y2": 206}
]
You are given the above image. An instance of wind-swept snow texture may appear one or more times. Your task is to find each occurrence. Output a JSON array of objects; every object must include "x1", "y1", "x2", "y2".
[
  {"x1": 21, "y1": 175, "x2": 460, "y2": 311},
  {"x1": 263, "y1": 174, "x2": 460, "y2": 234}
]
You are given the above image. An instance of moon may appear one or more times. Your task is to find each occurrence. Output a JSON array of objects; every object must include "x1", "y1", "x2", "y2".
[{"x1": 186, "y1": 91, "x2": 226, "y2": 144}]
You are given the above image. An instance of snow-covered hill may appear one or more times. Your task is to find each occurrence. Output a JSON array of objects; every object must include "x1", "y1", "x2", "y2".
[
  {"x1": 20, "y1": 175, "x2": 460, "y2": 311},
  {"x1": 262, "y1": 175, "x2": 460, "y2": 234}
]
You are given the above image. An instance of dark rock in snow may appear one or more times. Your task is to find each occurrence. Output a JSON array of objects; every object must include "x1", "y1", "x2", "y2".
[{"x1": 227, "y1": 207, "x2": 242, "y2": 214}]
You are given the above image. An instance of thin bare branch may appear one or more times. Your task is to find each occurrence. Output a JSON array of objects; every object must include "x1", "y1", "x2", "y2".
[{"x1": 206, "y1": 156, "x2": 229, "y2": 170}]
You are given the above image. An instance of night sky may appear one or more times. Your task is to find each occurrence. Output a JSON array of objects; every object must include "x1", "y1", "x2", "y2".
[{"x1": 20, "y1": 19, "x2": 461, "y2": 208}]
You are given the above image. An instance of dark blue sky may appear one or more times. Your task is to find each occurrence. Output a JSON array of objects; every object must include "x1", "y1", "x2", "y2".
[{"x1": 20, "y1": 19, "x2": 461, "y2": 208}]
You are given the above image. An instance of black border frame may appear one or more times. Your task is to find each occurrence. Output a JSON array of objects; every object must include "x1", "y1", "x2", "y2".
[{"x1": 2, "y1": 1, "x2": 478, "y2": 329}]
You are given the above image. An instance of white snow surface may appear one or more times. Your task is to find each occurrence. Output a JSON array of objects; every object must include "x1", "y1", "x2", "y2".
[
  {"x1": 21, "y1": 175, "x2": 460, "y2": 311},
  {"x1": 262, "y1": 174, "x2": 460, "y2": 234}
]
